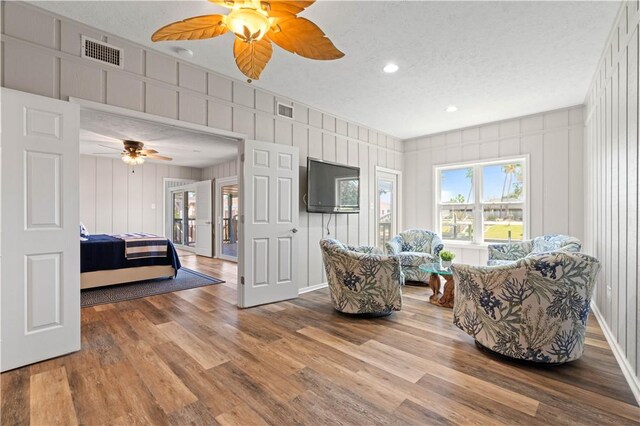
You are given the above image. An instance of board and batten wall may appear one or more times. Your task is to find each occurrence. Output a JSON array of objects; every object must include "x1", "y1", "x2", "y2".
[
  {"x1": 584, "y1": 0, "x2": 640, "y2": 397},
  {"x1": 402, "y1": 105, "x2": 585, "y2": 266},
  {"x1": 79, "y1": 155, "x2": 202, "y2": 236},
  {"x1": 0, "y1": 1, "x2": 403, "y2": 291}
]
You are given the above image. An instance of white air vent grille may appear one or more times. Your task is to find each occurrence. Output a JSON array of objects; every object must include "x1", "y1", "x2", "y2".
[
  {"x1": 277, "y1": 102, "x2": 294, "y2": 119},
  {"x1": 81, "y1": 36, "x2": 123, "y2": 68}
]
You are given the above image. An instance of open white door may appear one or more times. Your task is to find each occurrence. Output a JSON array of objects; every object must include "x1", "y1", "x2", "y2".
[
  {"x1": 1, "y1": 88, "x2": 80, "y2": 371},
  {"x1": 195, "y1": 180, "x2": 213, "y2": 257},
  {"x1": 238, "y1": 140, "x2": 299, "y2": 308}
]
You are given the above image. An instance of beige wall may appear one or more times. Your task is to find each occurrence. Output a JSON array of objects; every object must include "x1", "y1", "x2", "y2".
[
  {"x1": 79, "y1": 155, "x2": 202, "y2": 236},
  {"x1": 1, "y1": 1, "x2": 403, "y2": 290},
  {"x1": 402, "y1": 105, "x2": 585, "y2": 265},
  {"x1": 584, "y1": 1, "x2": 640, "y2": 391}
]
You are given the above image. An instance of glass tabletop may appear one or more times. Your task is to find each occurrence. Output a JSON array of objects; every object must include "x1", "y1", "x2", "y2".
[{"x1": 418, "y1": 263, "x2": 453, "y2": 275}]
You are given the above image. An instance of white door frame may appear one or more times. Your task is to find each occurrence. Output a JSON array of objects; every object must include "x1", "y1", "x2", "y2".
[
  {"x1": 214, "y1": 175, "x2": 239, "y2": 262},
  {"x1": 374, "y1": 166, "x2": 403, "y2": 246},
  {"x1": 68, "y1": 97, "x2": 247, "y2": 300}
]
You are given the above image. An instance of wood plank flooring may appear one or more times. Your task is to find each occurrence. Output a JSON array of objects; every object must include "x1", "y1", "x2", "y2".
[{"x1": 2, "y1": 252, "x2": 639, "y2": 425}]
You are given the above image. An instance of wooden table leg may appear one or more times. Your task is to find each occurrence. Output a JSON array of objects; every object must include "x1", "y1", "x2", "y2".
[
  {"x1": 438, "y1": 275, "x2": 455, "y2": 308},
  {"x1": 428, "y1": 273, "x2": 441, "y2": 304}
]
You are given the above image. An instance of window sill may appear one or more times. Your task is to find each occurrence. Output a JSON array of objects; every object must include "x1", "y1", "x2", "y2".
[{"x1": 441, "y1": 241, "x2": 490, "y2": 250}]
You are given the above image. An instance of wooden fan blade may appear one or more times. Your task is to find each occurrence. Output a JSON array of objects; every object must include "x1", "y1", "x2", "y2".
[
  {"x1": 98, "y1": 144, "x2": 124, "y2": 152},
  {"x1": 261, "y1": 1, "x2": 316, "y2": 18},
  {"x1": 140, "y1": 149, "x2": 158, "y2": 155},
  {"x1": 233, "y1": 37, "x2": 273, "y2": 80},
  {"x1": 146, "y1": 154, "x2": 173, "y2": 161},
  {"x1": 151, "y1": 15, "x2": 228, "y2": 42},
  {"x1": 267, "y1": 17, "x2": 344, "y2": 60}
]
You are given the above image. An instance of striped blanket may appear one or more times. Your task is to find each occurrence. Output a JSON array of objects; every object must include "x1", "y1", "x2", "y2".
[{"x1": 113, "y1": 233, "x2": 169, "y2": 260}]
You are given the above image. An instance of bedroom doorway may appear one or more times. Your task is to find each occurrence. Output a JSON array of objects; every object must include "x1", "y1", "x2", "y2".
[{"x1": 215, "y1": 176, "x2": 239, "y2": 261}]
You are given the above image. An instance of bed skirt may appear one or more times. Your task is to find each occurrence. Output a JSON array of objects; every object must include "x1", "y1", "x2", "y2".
[{"x1": 81, "y1": 265, "x2": 176, "y2": 289}]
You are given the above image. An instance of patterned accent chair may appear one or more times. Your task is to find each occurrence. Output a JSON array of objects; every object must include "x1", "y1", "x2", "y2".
[
  {"x1": 320, "y1": 239, "x2": 403, "y2": 315},
  {"x1": 385, "y1": 229, "x2": 444, "y2": 282},
  {"x1": 487, "y1": 234, "x2": 582, "y2": 266},
  {"x1": 452, "y1": 252, "x2": 601, "y2": 364}
]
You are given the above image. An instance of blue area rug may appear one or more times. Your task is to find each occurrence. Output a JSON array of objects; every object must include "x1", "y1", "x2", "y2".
[{"x1": 81, "y1": 268, "x2": 224, "y2": 308}]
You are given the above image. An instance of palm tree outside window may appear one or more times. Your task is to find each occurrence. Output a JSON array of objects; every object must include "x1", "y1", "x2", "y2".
[{"x1": 436, "y1": 157, "x2": 527, "y2": 244}]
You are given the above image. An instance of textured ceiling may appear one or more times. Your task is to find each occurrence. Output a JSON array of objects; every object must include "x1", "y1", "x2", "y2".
[
  {"x1": 80, "y1": 109, "x2": 238, "y2": 167},
  {"x1": 33, "y1": 1, "x2": 618, "y2": 139}
]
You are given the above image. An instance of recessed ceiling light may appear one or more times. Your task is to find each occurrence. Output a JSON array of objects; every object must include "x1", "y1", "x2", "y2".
[
  {"x1": 383, "y1": 63, "x2": 399, "y2": 73},
  {"x1": 446, "y1": 105, "x2": 458, "y2": 113}
]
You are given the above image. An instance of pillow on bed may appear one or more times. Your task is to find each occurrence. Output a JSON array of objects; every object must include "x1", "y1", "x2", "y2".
[{"x1": 80, "y1": 223, "x2": 90, "y2": 238}]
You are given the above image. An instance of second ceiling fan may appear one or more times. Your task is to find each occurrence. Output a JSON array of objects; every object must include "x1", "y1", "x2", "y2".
[{"x1": 94, "y1": 140, "x2": 172, "y2": 165}]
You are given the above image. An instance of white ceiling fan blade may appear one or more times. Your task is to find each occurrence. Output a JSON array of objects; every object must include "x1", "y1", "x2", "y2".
[
  {"x1": 97, "y1": 144, "x2": 124, "y2": 152},
  {"x1": 90, "y1": 153, "x2": 120, "y2": 155},
  {"x1": 146, "y1": 153, "x2": 173, "y2": 161}
]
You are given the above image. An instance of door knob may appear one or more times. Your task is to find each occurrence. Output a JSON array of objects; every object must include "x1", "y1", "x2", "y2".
[{"x1": 291, "y1": 228, "x2": 298, "y2": 233}]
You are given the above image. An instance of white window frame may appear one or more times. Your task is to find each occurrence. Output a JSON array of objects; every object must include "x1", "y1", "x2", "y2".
[{"x1": 433, "y1": 155, "x2": 530, "y2": 246}]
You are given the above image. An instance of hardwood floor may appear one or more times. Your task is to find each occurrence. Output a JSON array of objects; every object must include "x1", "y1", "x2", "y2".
[{"x1": 2, "y1": 253, "x2": 639, "y2": 425}]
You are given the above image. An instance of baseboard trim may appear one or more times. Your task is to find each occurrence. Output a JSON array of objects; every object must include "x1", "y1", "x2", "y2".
[
  {"x1": 299, "y1": 283, "x2": 328, "y2": 295},
  {"x1": 590, "y1": 302, "x2": 640, "y2": 405}
]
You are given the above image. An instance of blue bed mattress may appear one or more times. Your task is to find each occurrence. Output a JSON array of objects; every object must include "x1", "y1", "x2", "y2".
[{"x1": 81, "y1": 234, "x2": 181, "y2": 275}]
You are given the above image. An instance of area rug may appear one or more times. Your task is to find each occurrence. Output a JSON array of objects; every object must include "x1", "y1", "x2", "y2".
[{"x1": 81, "y1": 268, "x2": 225, "y2": 308}]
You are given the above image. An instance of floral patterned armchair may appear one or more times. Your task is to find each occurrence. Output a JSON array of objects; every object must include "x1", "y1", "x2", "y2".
[
  {"x1": 487, "y1": 234, "x2": 581, "y2": 266},
  {"x1": 452, "y1": 251, "x2": 600, "y2": 363},
  {"x1": 320, "y1": 239, "x2": 403, "y2": 315},
  {"x1": 384, "y1": 229, "x2": 444, "y2": 282}
]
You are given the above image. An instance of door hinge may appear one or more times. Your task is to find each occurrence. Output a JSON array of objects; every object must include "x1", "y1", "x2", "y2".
[
  {"x1": 240, "y1": 214, "x2": 244, "y2": 224},
  {"x1": 240, "y1": 153, "x2": 245, "y2": 162},
  {"x1": 240, "y1": 276, "x2": 245, "y2": 285}
]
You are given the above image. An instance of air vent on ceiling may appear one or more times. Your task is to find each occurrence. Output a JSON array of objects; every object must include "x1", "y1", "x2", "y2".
[
  {"x1": 81, "y1": 36, "x2": 123, "y2": 68},
  {"x1": 277, "y1": 102, "x2": 294, "y2": 119}
]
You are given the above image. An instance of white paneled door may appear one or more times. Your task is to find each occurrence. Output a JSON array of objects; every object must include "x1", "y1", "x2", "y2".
[
  {"x1": 1, "y1": 88, "x2": 81, "y2": 371},
  {"x1": 238, "y1": 140, "x2": 299, "y2": 308},
  {"x1": 195, "y1": 180, "x2": 213, "y2": 257}
]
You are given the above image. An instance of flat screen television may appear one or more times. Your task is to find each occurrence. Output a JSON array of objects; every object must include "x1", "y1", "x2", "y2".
[{"x1": 307, "y1": 158, "x2": 360, "y2": 213}]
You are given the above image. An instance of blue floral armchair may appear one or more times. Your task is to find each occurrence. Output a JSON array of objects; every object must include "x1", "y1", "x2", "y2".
[
  {"x1": 385, "y1": 229, "x2": 444, "y2": 282},
  {"x1": 320, "y1": 239, "x2": 403, "y2": 315},
  {"x1": 452, "y1": 251, "x2": 600, "y2": 363},
  {"x1": 487, "y1": 234, "x2": 581, "y2": 266}
]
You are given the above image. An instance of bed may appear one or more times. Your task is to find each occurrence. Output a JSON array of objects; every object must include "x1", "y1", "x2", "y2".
[{"x1": 80, "y1": 234, "x2": 181, "y2": 289}]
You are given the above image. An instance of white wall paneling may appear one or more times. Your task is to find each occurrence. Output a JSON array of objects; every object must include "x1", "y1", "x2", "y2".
[
  {"x1": 403, "y1": 105, "x2": 585, "y2": 266},
  {"x1": 584, "y1": 1, "x2": 640, "y2": 401},
  {"x1": 0, "y1": 2, "x2": 403, "y2": 292},
  {"x1": 79, "y1": 155, "x2": 202, "y2": 236}
]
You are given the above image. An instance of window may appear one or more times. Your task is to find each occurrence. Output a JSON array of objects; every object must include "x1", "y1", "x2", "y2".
[{"x1": 436, "y1": 158, "x2": 527, "y2": 244}]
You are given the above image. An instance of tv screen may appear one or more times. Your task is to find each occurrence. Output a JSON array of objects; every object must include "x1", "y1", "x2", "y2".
[{"x1": 307, "y1": 158, "x2": 360, "y2": 214}]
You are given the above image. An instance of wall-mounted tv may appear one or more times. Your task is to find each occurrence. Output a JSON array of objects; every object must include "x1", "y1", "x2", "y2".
[{"x1": 307, "y1": 158, "x2": 360, "y2": 214}]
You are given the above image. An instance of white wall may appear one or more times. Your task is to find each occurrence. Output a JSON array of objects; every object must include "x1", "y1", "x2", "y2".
[
  {"x1": 79, "y1": 155, "x2": 202, "y2": 235},
  {"x1": 584, "y1": 1, "x2": 639, "y2": 393},
  {"x1": 402, "y1": 105, "x2": 585, "y2": 265},
  {"x1": 1, "y1": 1, "x2": 403, "y2": 291}
]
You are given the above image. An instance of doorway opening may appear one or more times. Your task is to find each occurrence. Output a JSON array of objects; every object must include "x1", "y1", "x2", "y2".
[
  {"x1": 215, "y1": 176, "x2": 239, "y2": 261},
  {"x1": 375, "y1": 167, "x2": 403, "y2": 248}
]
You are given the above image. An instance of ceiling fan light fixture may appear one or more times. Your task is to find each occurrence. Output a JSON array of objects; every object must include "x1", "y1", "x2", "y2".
[
  {"x1": 226, "y1": 7, "x2": 270, "y2": 42},
  {"x1": 122, "y1": 154, "x2": 145, "y2": 166}
]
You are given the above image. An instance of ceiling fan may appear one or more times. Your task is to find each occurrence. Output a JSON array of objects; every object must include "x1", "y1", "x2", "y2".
[
  {"x1": 151, "y1": 0, "x2": 344, "y2": 81},
  {"x1": 93, "y1": 140, "x2": 173, "y2": 165}
]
